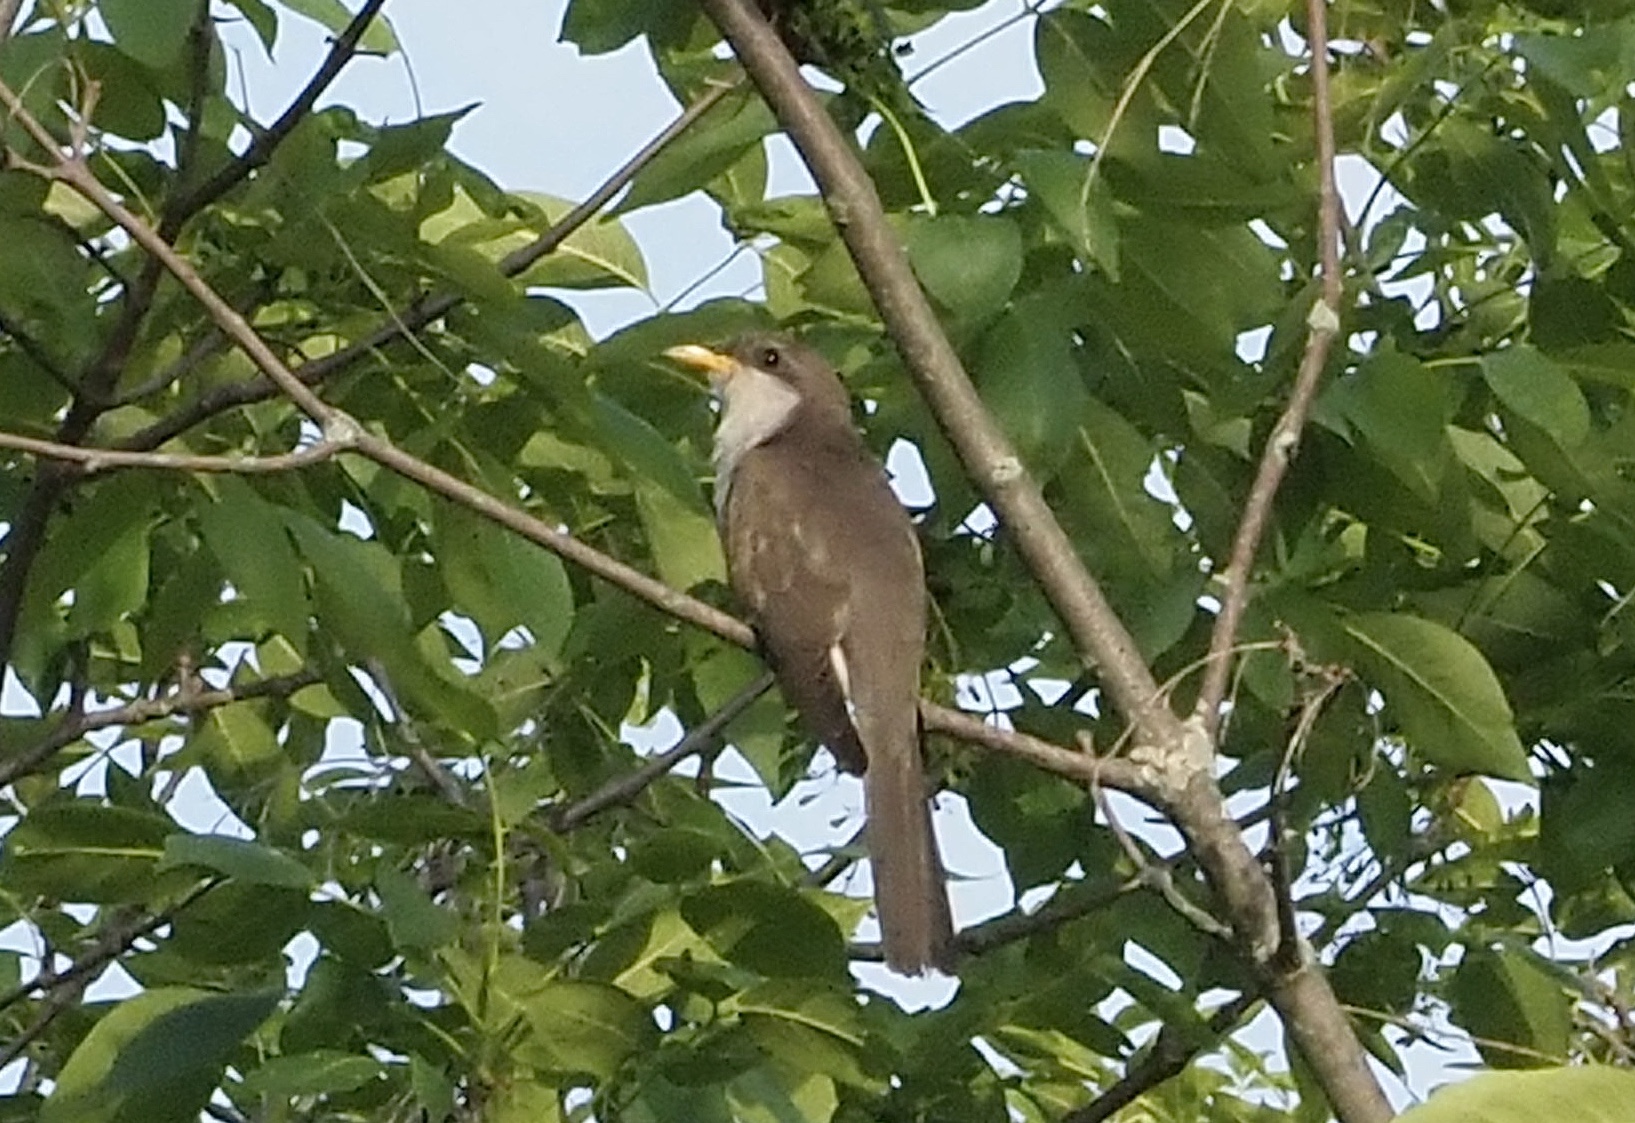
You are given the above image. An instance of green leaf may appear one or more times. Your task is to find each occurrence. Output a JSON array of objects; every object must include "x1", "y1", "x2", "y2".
[
  {"x1": 0, "y1": 215, "x2": 97, "y2": 369},
  {"x1": 286, "y1": 515, "x2": 411, "y2": 657},
  {"x1": 43, "y1": 988, "x2": 281, "y2": 1123},
  {"x1": 1397, "y1": 1067, "x2": 1635, "y2": 1123},
  {"x1": 0, "y1": 802, "x2": 171, "y2": 904},
  {"x1": 75, "y1": 42, "x2": 168, "y2": 142},
  {"x1": 375, "y1": 866, "x2": 459, "y2": 951},
  {"x1": 727, "y1": 1065, "x2": 837, "y2": 1123},
  {"x1": 434, "y1": 503, "x2": 575, "y2": 659},
  {"x1": 972, "y1": 294, "x2": 1089, "y2": 478},
  {"x1": 197, "y1": 480, "x2": 309, "y2": 651},
  {"x1": 512, "y1": 192, "x2": 649, "y2": 290},
  {"x1": 1481, "y1": 345, "x2": 1590, "y2": 451},
  {"x1": 560, "y1": 0, "x2": 695, "y2": 53},
  {"x1": 64, "y1": 516, "x2": 150, "y2": 639},
  {"x1": 361, "y1": 106, "x2": 474, "y2": 183},
  {"x1": 192, "y1": 701, "x2": 283, "y2": 780},
  {"x1": 1013, "y1": 149, "x2": 1119, "y2": 278},
  {"x1": 1449, "y1": 947, "x2": 1572, "y2": 1067},
  {"x1": 517, "y1": 978, "x2": 658, "y2": 1078},
  {"x1": 99, "y1": 0, "x2": 197, "y2": 69},
  {"x1": 158, "y1": 833, "x2": 313, "y2": 889},
  {"x1": 616, "y1": 87, "x2": 778, "y2": 215},
  {"x1": 1062, "y1": 396, "x2": 1175, "y2": 581},
  {"x1": 1321, "y1": 350, "x2": 1454, "y2": 503},
  {"x1": 1034, "y1": 9, "x2": 1117, "y2": 143},
  {"x1": 637, "y1": 482, "x2": 725, "y2": 592},
  {"x1": 905, "y1": 213, "x2": 1023, "y2": 322},
  {"x1": 682, "y1": 882, "x2": 847, "y2": 977},
  {"x1": 221, "y1": 0, "x2": 277, "y2": 52},
  {"x1": 278, "y1": 0, "x2": 398, "y2": 53},
  {"x1": 1340, "y1": 612, "x2": 1531, "y2": 781},
  {"x1": 238, "y1": 1051, "x2": 385, "y2": 1099}
]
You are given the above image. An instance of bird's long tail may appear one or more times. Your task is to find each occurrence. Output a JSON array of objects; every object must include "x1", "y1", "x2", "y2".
[{"x1": 864, "y1": 738, "x2": 955, "y2": 974}]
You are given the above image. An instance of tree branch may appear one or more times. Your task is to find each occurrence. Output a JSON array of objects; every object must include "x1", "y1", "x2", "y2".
[
  {"x1": 0, "y1": 669, "x2": 320, "y2": 788},
  {"x1": 694, "y1": 0, "x2": 1176, "y2": 750},
  {"x1": 1063, "y1": 993, "x2": 1261, "y2": 1123},
  {"x1": 0, "y1": 70, "x2": 1157, "y2": 859},
  {"x1": 0, "y1": 428, "x2": 343, "y2": 476},
  {"x1": 0, "y1": 879, "x2": 221, "y2": 1069},
  {"x1": 0, "y1": 0, "x2": 386, "y2": 672},
  {"x1": 120, "y1": 78, "x2": 737, "y2": 455},
  {"x1": 1195, "y1": 0, "x2": 1347, "y2": 736},
  {"x1": 546, "y1": 671, "x2": 775, "y2": 832},
  {"x1": 163, "y1": 0, "x2": 390, "y2": 228}
]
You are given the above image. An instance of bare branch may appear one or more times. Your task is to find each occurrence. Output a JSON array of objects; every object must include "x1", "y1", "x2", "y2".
[
  {"x1": 954, "y1": 876, "x2": 1139, "y2": 957},
  {"x1": 120, "y1": 79, "x2": 737, "y2": 455},
  {"x1": 164, "y1": 0, "x2": 390, "y2": 228},
  {"x1": 922, "y1": 702, "x2": 1149, "y2": 796},
  {"x1": 0, "y1": 669, "x2": 321, "y2": 788},
  {"x1": 0, "y1": 879, "x2": 221, "y2": 1068},
  {"x1": 695, "y1": 0, "x2": 1175, "y2": 749},
  {"x1": 1063, "y1": 993, "x2": 1260, "y2": 1123},
  {"x1": 1195, "y1": 0, "x2": 1348, "y2": 735},
  {"x1": 547, "y1": 671, "x2": 775, "y2": 832},
  {"x1": 1091, "y1": 774, "x2": 1231, "y2": 940},
  {"x1": 0, "y1": 428, "x2": 344, "y2": 476}
]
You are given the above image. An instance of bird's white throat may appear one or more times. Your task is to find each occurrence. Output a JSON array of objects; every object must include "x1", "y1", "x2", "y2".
[{"x1": 712, "y1": 366, "x2": 800, "y2": 509}]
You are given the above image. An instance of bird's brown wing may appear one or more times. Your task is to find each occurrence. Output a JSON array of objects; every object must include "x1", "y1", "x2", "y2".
[
  {"x1": 722, "y1": 444, "x2": 867, "y2": 771},
  {"x1": 725, "y1": 438, "x2": 952, "y2": 972}
]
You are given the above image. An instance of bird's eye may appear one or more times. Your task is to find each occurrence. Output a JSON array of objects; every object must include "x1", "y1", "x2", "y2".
[{"x1": 761, "y1": 347, "x2": 781, "y2": 369}]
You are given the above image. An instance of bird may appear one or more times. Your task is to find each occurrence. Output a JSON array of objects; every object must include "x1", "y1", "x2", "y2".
[{"x1": 665, "y1": 333, "x2": 955, "y2": 974}]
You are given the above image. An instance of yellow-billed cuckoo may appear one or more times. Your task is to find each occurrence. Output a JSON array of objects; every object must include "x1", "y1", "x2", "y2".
[{"x1": 666, "y1": 334, "x2": 955, "y2": 974}]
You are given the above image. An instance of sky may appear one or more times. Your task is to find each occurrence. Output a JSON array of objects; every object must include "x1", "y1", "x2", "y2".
[{"x1": 0, "y1": 0, "x2": 1491, "y2": 1110}]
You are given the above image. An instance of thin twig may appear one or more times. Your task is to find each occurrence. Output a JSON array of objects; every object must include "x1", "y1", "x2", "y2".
[
  {"x1": 0, "y1": 308, "x2": 78, "y2": 393},
  {"x1": 1090, "y1": 771, "x2": 1231, "y2": 939},
  {"x1": 1195, "y1": 6, "x2": 1346, "y2": 737},
  {"x1": 955, "y1": 875, "x2": 1141, "y2": 956},
  {"x1": 164, "y1": 0, "x2": 390, "y2": 227},
  {"x1": 0, "y1": 669, "x2": 320, "y2": 788},
  {"x1": 1266, "y1": 666, "x2": 1348, "y2": 965},
  {"x1": 1063, "y1": 993, "x2": 1260, "y2": 1123},
  {"x1": 363, "y1": 659, "x2": 472, "y2": 809},
  {"x1": 547, "y1": 671, "x2": 775, "y2": 831},
  {"x1": 0, "y1": 879, "x2": 221, "y2": 1068},
  {"x1": 120, "y1": 79, "x2": 738, "y2": 455},
  {"x1": 0, "y1": 429, "x2": 343, "y2": 476}
]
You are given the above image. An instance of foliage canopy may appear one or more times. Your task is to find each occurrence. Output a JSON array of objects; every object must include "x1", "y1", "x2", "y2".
[{"x1": 2, "y1": 0, "x2": 1635, "y2": 1120}]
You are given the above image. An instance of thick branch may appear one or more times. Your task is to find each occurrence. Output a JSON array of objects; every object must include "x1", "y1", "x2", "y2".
[{"x1": 695, "y1": 0, "x2": 1174, "y2": 749}]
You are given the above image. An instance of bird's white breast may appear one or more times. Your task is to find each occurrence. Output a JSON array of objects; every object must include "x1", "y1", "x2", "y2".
[{"x1": 712, "y1": 366, "x2": 801, "y2": 511}]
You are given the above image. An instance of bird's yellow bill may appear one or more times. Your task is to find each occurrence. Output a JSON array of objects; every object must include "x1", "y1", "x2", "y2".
[{"x1": 664, "y1": 343, "x2": 739, "y2": 384}]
